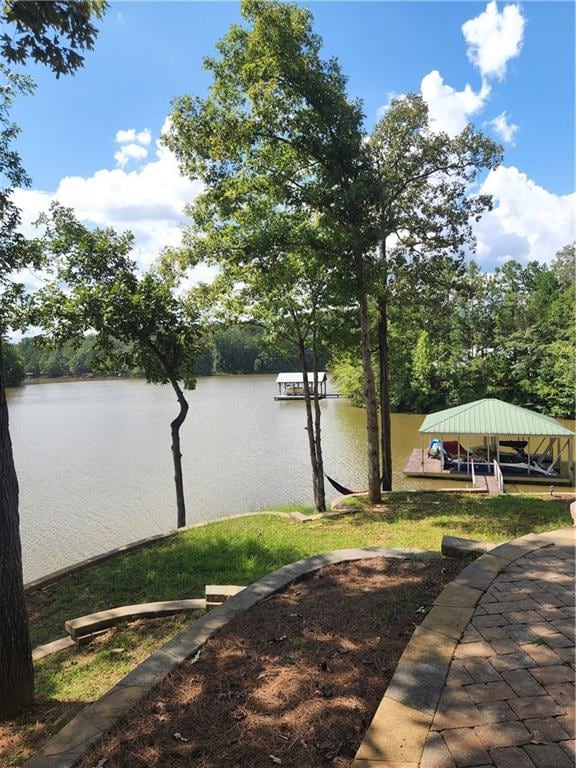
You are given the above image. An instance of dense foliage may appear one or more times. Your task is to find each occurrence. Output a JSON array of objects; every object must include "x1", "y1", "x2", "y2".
[
  {"x1": 15, "y1": 324, "x2": 321, "y2": 379},
  {"x1": 332, "y1": 251, "x2": 575, "y2": 419},
  {"x1": 2, "y1": 342, "x2": 24, "y2": 385}
]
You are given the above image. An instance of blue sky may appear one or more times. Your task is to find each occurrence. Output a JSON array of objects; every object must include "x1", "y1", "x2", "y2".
[{"x1": 9, "y1": 1, "x2": 575, "y2": 273}]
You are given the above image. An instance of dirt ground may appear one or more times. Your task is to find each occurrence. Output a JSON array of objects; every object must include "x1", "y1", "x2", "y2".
[{"x1": 79, "y1": 556, "x2": 463, "y2": 768}]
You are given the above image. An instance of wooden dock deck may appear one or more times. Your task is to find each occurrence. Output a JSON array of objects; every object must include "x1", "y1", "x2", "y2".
[
  {"x1": 403, "y1": 449, "x2": 451, "y2": 478},
  {"x1": 403, "y1": 449, "x2": 500, "y2": 493},
  {"x1": 472, "y1": 474, "x2": 501, "y2": 494},
  {"x1": 403, "y1": 448, "x2": 571, "y2": 493}
]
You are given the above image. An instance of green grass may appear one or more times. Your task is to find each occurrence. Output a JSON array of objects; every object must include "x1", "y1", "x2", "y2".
[
  {"x1": 2, "y1": 616, "x2": 196, "y2": 767},
  {"x1": 27, "y1": 492, "x2": 571, "y2": 647},
  {"x1": 6, "y1": 491, "x2": 570, "y2": 768},
  {"x1": 34, "y1": 615, "x2": 196, "y2": 702},
  {"x1": 270, "y1": 503, "x2": 316, "y2": 514}
]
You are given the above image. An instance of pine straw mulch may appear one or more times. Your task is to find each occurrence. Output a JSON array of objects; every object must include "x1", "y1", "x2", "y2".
[{"x1": 78, "y1": 556, "x2": 464, "y2": 768}]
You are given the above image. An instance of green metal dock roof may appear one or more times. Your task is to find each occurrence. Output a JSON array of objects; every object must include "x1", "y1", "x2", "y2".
[{"x1": 419, "y1": 398, "x2": 575, "y2": 437}]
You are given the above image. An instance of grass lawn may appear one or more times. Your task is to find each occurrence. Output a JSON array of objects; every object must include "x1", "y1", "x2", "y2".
[
  {"x1": 1, "y1": 615, "x2": 199, "y2": 767},
  {"x1": 27, "y1": 492, "x2": 571, "y2": 648},
  {"x1": 2, "y1": 492, "x2": 569, "y2": 767}
]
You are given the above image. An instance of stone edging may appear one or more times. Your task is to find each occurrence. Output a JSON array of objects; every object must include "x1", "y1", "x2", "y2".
[
  {"x1": 23, "y1": 511, "x2": 290, "y2": 594},
  {"x1": 32, "y1": 637, "x2": 75, "y2": 662},
  {"x1": 23, "y1": 546, "x2": 436, "y2": 768},
  {"x1": 64, "y1": 599, "x2": 207, "y2": 641},
  {"x1": 351, "y1": 527, "x2": 573, "y2": 768}
]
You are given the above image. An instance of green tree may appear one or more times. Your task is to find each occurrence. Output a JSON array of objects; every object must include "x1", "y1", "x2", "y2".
[
  {"x1": 177, "y1": 199, "x2": 336, "y2": 511},
  {"x1": 366, "y1": 94, "x2": 501, "y2": 490},
  {"x1": 167, "y1": 1, "x2": 502, "y2": 504},
  {"x1": 550, "y1": 242, "x2": 575, "y2": 289},
  {"x1": 411, "y1": 331, "x2": 434, "y2": 405},
  {"x1": 32, "y1": 205, "x2": 203, "y2": 529},
  {"x1": 0, "y1": 1, "x2": 106, "y2": 718},
  {"x1": 167, "y1": 0, "x2": 383, "y2": 501},
  {"x1": 2, "y1": 341, "x2": 24, "y2": 385}
]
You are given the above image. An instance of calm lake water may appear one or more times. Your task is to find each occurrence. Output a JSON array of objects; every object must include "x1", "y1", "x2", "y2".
[{"x1": 6, "y1": 375, "x2": 575, "y2": 581}]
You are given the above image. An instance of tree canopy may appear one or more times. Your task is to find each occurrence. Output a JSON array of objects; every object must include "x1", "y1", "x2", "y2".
[
  {"x1": 166, "y1": 0, "x2": 503, "y2": 502},
  {"x1": 31, "y1": 204, "x2": 204, "y2": 528}
]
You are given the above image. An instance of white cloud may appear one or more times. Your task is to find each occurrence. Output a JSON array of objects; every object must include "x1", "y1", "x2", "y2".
[
  {"x1": 115, "y1": 128, "x2": 151, "y2": 146},
  {"x1": 462, "y1": 1, "x2": 525, "y2": 80},
  {"x1": 378, "y1": 3, "x2": 525, "y2": 137},
  {"x1": 488, "y1": 111, "x2": 518, "y2": 145},
  {"x1": 420, "y1": 70, "x2": 490, "y2": 136},
  {"x1": 113, "y1": 143, "x2": 149, "y2": 168},
  {"x1": 136, "y1": 129, "x2": 151, "y2": 146},
  {"x1": 473, "y1": 166, "x2": 576, "y2": 266},
  {"x1": 13, "y1": 125, "x2": 204, "y2": 271}
]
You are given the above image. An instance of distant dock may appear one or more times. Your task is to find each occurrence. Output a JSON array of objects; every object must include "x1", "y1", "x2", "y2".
[
  {"x1": 275, "y1": 371, "x2": 342, "y2": 400},
  {"x1": 274, "y1": 392, "x2": 342, "y2": 401}
]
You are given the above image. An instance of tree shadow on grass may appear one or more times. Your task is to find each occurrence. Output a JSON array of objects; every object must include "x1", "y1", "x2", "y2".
[
  {"x1": 0, "y1": 694, "x2": 85, "y2": 766},
  {"x1": 4, "y1": 616, "x2": 198, "y2": 766},
  {"x1": 28, "y1": 536, "x2": 307, "y2": 647},
  {"x1": 337, "y1": 492, "x2": 572, "y2": 540}
]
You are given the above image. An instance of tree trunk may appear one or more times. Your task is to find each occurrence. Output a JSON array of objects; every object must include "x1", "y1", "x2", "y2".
[
  {"x1": 377, "y1": 295, "x2": 392, "y2": 491},
  {"x1": 297, "y1": 339, "x2": 322, "y2": 512},
  {"x1": 312, "y1": 328, "x2": 326, "y2": 512},
  {"x1": 377, "y1": 239, "x2": 392, "y2": 491},
  {"x1": 169, "y1": 377, "x2": 189, "y2": 529},
  {"x1": 0, "y1": 340, "x2": 34, "y2": 718},
  {"x1": 354, "y1": 252, "x2": 381, "y2": 504}
]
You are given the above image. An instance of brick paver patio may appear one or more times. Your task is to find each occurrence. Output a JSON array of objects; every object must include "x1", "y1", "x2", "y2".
[{"x1": 422, "y1": 540, "x2": 575, "y2": 768}]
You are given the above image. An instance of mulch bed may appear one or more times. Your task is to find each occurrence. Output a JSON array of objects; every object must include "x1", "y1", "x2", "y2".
[{"x1": 79, "y1": 556, "x2": 463, "y2": 768}]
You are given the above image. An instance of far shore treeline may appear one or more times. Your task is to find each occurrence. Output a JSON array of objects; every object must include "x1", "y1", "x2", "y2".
[
  {"x1": 8, "y1": 324, "x2": 326, "y2": 383},
  {"x1": 7, "y1": 249, "x2": 574, "y2": 421}
]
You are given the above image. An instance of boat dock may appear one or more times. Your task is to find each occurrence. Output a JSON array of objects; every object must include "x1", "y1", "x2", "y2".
[
  {"x1": 403, "y1": 449, "x2": 450, "y2": 478},
  {"x1": 403, "y1": 448, "x2": 572, "y2": 493},
  {"x1": 407, "y1": 399, "x2": 575, "y2": 492},
  {"x1": 403, "y1": 450, "x2": 502, "y2": 493},
  {"x1": 274, "y1": 392, "x2": 342, "y2": 401},
  {"x1": 275, "y1": 371, "x2": 342, "y2": 401}
]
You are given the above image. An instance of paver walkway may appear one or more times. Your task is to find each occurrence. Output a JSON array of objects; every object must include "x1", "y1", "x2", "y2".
[{"x1": 422, "y1": 538, "x2": 575, "y2": 768}]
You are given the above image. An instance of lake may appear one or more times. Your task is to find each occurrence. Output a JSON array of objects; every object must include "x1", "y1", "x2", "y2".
[{"x1": 6, "y1": 375, "x2": 575, "y2": 581}]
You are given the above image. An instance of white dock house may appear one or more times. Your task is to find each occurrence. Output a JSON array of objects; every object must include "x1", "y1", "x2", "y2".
[{"x1": 275, "y1": 372, "x2": 328, "y2": 400}]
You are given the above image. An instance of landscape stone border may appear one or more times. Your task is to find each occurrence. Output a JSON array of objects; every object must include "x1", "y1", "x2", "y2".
[
  {"x1": 22, "y1": 546, "x2": 436, "y2": 768},
  {"x1": 32, "y1": 637, "x2": 75, "y2": 662},
  {"x1": 351, "y1": 526, "x2": 574, "y2": 768},
  {"x1": 64, "y1": 598, "x2": 207, "y2": 642},
  {"x1": 441, "y1": 534, "x2": 495, "y2": 558}
]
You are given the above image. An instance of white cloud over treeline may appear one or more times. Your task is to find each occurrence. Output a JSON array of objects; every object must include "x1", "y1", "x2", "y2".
[
  {"x1": 376, "y1": 1, "x2": 573, "y2": 267},
  {"x1": 474, "y1": 167, "x2": 575, "y2": 266},
  {"x1": 14, "y1": 124, "x2": 204, "y2": 272}
]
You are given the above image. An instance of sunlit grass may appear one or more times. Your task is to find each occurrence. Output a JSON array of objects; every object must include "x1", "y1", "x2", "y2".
[{"x1": 27, "y1": 492, "x2": 571, "y2": 647}]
